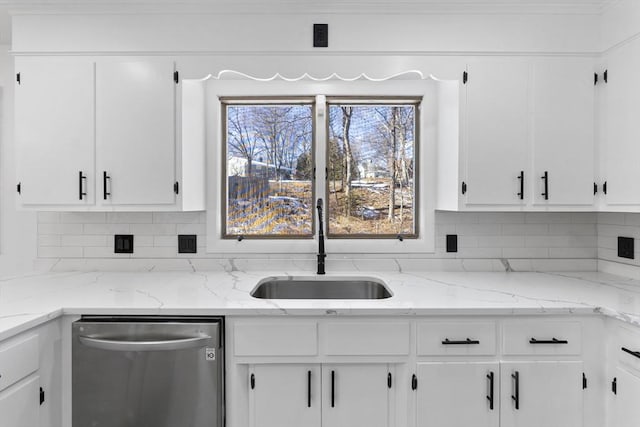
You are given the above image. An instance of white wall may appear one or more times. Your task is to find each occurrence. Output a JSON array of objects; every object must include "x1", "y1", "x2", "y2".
[{"x1": 12, "y1": 11, "x2": 599, "y2": 54}]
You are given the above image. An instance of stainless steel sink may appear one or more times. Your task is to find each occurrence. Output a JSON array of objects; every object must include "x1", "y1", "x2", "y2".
[{"x1": 251, "y1": 277, "x2": 392, "y2": 300}]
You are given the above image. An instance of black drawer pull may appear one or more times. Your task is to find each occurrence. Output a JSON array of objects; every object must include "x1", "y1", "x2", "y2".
[
  {"x1": 511, "y1": 371, "x2": 519, "y2": 410},
  {"x1": 530, "y1": 337, "x2": 568, "y2": 345},
  {"x1": 103, "y1": 171, "x2": 111, "y2": 200},
  {"x1": 78, "y1": 171, "x2": 87, "y2": 200},
  {"x1": 442, "y1": 338, "x2": 480, "y2": 345},
  {"x1": 307, "y1": 370, "x2": 311, "y2": 407},
  {"x1": 541, "y1": 171, "x2": 549, "y2": 200},
  {"x1": 517, "y1": 171, "x2": 524, "y2": 200},
  {"x1": 622, "y1": 347, "x2": 640, "y2": 359},
  {"x1": 411, "y1": 374, "x2": 418, "y2": 390},
  {"x1": 388, "y1": 372, "x2": 392, "y2": 389},
  {"x1": 250, "y1": 373, "x2": 255, "y2": 389},
  {"x1": 331, "y1": 370, "x2": 335, "y2": 408},
  {"x1": 486, "y1": 371, "x2": 494, "y2": 410}
]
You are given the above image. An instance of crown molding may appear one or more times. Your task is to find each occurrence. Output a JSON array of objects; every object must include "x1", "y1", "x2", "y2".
[{"x1": 5, "y1": 1, "x2": 610, "y2": 16}]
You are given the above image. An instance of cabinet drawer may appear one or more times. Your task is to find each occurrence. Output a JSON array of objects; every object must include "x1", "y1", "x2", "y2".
[
  {"x1": 0, "y1": 335, "x2": 39, "y2": 392},
  {"x1": 417, "y1": 322, "x2": 497, "y2": 356},
  {"x1": 234, "y1": 322, "x2": 317, "y2": 356},
  {"x1": 0, "y1": 375, "x2": 40, "y2": 427},
  {"x1": 503, "y1": 321, "x2": 582, "y2": 355},
  {"x1": 618, "y1": 325, "x2": 640, "y2": 374},
  {"x1": 323, "y1": 322, "x2": 410, "y2": 356}
]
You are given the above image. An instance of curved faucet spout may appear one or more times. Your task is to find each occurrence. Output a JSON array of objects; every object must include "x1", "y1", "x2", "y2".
[{"x1": 316, "y1": 198, "x2": 326, "y2": 275}]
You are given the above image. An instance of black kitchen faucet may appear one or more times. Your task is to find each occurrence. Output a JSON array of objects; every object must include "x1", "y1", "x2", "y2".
[{"x1": 316, "y1": 198, "x2": 326, "y2": 275}]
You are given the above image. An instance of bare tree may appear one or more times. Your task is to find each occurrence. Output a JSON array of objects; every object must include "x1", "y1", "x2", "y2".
[
  {"x1": 341, "y1": 106, "x2": 354, "y2": 216},
  {"x1": 227, "y1": 106, "x2": 263, "y2": 176}
]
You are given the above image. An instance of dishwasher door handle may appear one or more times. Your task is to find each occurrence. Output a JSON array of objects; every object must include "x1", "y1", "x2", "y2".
[{"x1": 78, "y1": 335, "x2": 211, "y2": 352}]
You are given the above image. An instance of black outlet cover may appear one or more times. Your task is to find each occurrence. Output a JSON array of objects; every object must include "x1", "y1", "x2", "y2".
[
  {"x1": 446, "y1": 234, "x2": 458, "y2": 253},
  {"x1": 178, "y1": 235, "x2": 197, "y2": 254},
  {"x1": 618, "y1": 236, "x2": 635, "y2": 259},
  {"x1": 114, "y1": 235, "x2": 134, "y2": 254},
  {"x1": 313, "y1": 24, "x2": 328, "y2": 48}
]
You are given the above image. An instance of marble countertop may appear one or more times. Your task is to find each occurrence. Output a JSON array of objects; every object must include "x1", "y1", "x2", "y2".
[{"x1": 1, "y1": 269, "x2": 639, "y2": 341}]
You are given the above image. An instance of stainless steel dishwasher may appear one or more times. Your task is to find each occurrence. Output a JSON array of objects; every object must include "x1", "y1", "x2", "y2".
[{"x1": 72, "y1": 316, "x2": 224, "y2": 427}]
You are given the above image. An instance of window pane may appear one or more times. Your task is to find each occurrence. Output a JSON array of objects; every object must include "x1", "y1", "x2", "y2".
[
  {"x1": 224, "y1": 103, "x2": 314, "y2": 238},
  {"x1": 327, "y1": 103, "x2": 417, "y2": 237}
]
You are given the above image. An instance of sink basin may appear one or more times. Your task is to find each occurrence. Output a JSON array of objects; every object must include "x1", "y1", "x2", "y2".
[{"x1": 251, "y1": 277, "x2": 392, "y2": 300}]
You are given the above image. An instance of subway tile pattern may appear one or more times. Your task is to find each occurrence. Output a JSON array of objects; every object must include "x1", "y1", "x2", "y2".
[
  {"x1": 598, "y1": 212, "x2": 640, "y2": 267},
  {"x1": 37, "y1": 211, "x2": 598, "y2": 261}
]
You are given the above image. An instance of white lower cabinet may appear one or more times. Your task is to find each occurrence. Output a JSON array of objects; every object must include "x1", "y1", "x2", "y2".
[
  {"x1": 0, "y1": 375, "x2": 40, "y2": 427},
  {"x1": 612, "y1": 367, "x2": 640, "y2": 427},
  {"x1": 249, "y1": 363, "x2": 392, "y2": 427},
  {"x1": 230, "y1": 317, "x2": 595, "y2": 427},
  {"x1": 500, "y1": 361, "x2": 584, "y2": 427},
  {"x1": 416, "y1": 362, "x2": 499, "y2": 427},
  {"x1": 322, "y1": 364, "x2": 391, "y2": 427},
  {"x1": 249, "y1": 364, "x2": 321, "y2": 427}
]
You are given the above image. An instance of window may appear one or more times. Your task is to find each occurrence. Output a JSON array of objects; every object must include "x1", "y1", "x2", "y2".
[
  {"x1": 222, "y1": 99, "x2": 315, "y2": 239},
  {"x1": 326, "y1": 99, "x2": 418, "y2": 238},
  {"x1": 206, "y1": 72, "x2": 436, "y2": 254}
]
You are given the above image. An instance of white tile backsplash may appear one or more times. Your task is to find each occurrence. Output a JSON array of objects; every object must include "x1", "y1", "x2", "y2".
[
  {"x1": 597, "y1": 212, "x2": 640, "y2": 268},
  {"x1": 36, "y1": 212, "x2": 601, "y2": 267}
]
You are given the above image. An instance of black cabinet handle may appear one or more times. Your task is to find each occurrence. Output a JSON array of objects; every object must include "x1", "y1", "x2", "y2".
[
  {"x1": 103, "y1": 171, "x2": 111, "y2": 200},
  {"x1": 331, "y1": 370, "x2": 335, "y2": 408},
  {"x1": 603, "y1": 181, "x2": 608, "y2": 195},
  {"x1": 411, "y1": 374, "x2": 418, "y2": 390},
  {"x1": 517, "y1": 171, "x2": 524, "y2": 200},
  {"x1": 622, "y1": 347, "x2": 640, "y2": 359},
  {"x1": 530, "y1": 337, "x2": 568, "y2": 345},
  {"x1": 612, "y1": 377, "x2": 617, "y2": 395},
  {"x1": 442, "y1": 338, "x2": 480, "y2": 345},
  {"x1": 307, "y1": 370, "x2": 311, "y2": 407},
  {"x1": 250, "y1": 373, "x2": 255, "y2": 390},
  {"x1": 486, "y1": 371, "x2": 494, "y2": 410},
  {"x1": 594, "y1": 182, "x2": 598, "y2": 195},
  {"x1": 78, "y1": 171, "x2": 87, "y2": 200},
  {"x1": 541, "y1": 171, "x2": 549, "y2": 200},
  {"x1": 388, "y1": 372, "x2": 392, "y2": 389},
  {"x1": 511, "y1": 371, "x2": 519, "y2": 410}
]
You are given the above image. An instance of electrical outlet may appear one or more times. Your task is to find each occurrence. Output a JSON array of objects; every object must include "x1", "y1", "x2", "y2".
[
  {"x1": 446, "y1": 234, "x2": 458, "y2": 253},
  {"x1": 618, "y1": 236, "x2": 634, "y2": 259},
  {"x1": 178, "y1": 235, "x2": 197, "y2": 254},
  {"x1": 313, "y1": 24, "x2": 328, "y2": 48},
  {"x1": 114, "y1": 235, "x2": 134, "y2": 254}
]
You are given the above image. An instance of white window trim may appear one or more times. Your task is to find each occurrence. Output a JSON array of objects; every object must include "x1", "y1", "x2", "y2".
[{"x1": 205, "y1": 70, "x2": 438, "y2": 254}]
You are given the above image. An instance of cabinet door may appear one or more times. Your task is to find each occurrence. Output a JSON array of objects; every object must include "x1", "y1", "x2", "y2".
[
  {"x1": 464, "y1": 62, "x2": 529, "y2": 206},
  {"x1": 0, "y1": 376, "x2": 40, "y2": 427},
  {"x1": 603, "y1": 42, "x2": 640, "y2": 206},
  {"x1": 322, "y1": 364, "x2": 390, "y2": 427},
  {"x1": 613, "y1": 367, "x2": 640, "y2": 427},
  {"x1": 416, "y1": 362, "x2": 499, "y2": 427},
  {"x1": 501, "y1": 361, "x2": 583, "y2": 427},
  {"x1": 96, "y1": 59, "x2": 176, "y2": 206},
  {"x1": 532, "y1": 59, "x2": 595, "y2": 206},
  {"x1": 249, "y1": 365, "x2": 320, "y2": 427},
  {"x1": 15, "y1": 58, "x2": 94, "y2": 206}
]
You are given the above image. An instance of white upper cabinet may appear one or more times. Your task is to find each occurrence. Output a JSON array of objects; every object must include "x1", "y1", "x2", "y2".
[
  {"x1": 15, "y1": 58, "x2": 95, "y2": 206},
  {"x1": 601, "y1": 41, "x2": 640, "y2": 208},
  {"x1": 96, "y1": 59, "x2": 176, "y2": 206},
  {"x1": 15, "y1": 57, "x2": 205, "y2": 211},
  {"x1": 464, "y1": 61, "x2": 529, "y2": 207},
  {"x1": 531, "y1": 59, "x2": 595, "y2": 206},
  {"x1": 440, "y1": 58, "x2": 596, "y2": 211}
]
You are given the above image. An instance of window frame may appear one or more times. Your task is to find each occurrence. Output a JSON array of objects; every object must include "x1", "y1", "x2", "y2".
[{"x1": 205, "y1": 74, "x2": 436, "y2": 254}]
